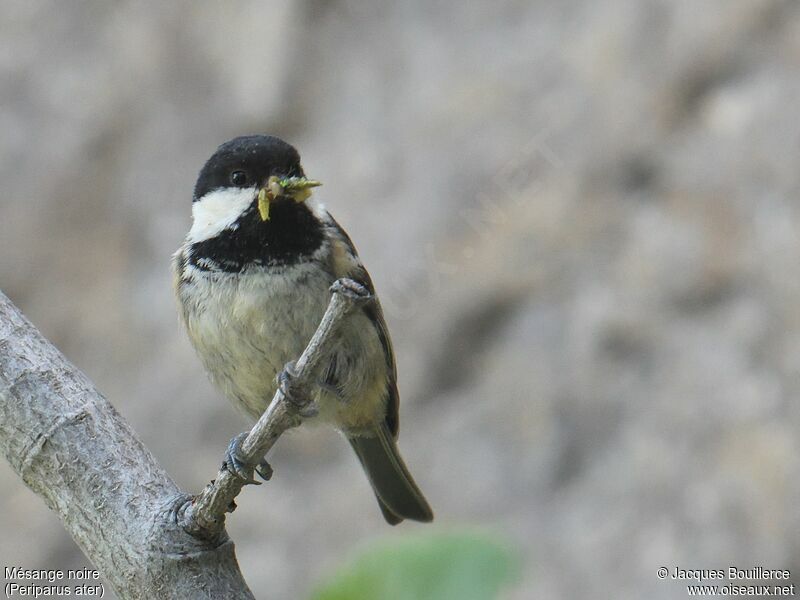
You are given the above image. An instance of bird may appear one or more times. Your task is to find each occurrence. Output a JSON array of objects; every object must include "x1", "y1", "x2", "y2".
[{"x1": 173, "y1": 134, "x2": 433, "y2": 525}]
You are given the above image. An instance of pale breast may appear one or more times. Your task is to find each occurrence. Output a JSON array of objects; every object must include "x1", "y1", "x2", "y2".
[
  {"x1": 181, "y1": 263, "x2": 333, "y2": 420},
  {"x1": 177, "y1": 246, "x2": 392, "y2": 432}
]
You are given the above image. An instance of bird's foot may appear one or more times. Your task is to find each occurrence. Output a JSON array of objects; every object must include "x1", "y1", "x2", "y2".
[
  {"x1": 223, "y1": 432, "x2": 273, "y2": 485},
  {"x1": 330, "y1": 278, "x2": 372, "y2": 305},
  {"x1": 278, "y1": 361, "x2": 318, "y2": 417}
]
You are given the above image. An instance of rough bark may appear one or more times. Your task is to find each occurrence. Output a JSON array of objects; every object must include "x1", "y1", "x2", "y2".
[{"x1": 0, "y1": 290, "x2": 255, "y2": 598}]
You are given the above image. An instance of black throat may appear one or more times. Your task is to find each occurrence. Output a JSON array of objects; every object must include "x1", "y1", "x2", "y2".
[{"x1": 189, "y1": 199, "x2": 325, "y2": 272}]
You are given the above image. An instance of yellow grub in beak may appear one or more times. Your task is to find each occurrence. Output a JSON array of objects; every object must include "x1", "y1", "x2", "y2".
[
  {"x1": 258, "y1": 176, "x2": 322, "y2": 221},
  {"x1": 257, "y1": 187, "x2": 271, "y2": 221}
]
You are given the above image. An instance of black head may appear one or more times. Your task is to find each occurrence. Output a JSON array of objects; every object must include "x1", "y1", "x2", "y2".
[
  {"x1": 193, "y1": 135, "x2": 305, "y2": 201},
  {"x1": 185, "y1": 135, "x2": 325, "y2": 272}
]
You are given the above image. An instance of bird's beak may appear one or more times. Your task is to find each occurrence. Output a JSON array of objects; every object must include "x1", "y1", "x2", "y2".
[{"x1": 257, "y1": 176, "x2": 322, "y2": 221}]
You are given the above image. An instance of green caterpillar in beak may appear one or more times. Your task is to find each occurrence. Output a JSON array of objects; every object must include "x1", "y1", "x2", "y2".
[{"x1": 258, "y1": 176, "x2": 322, "y2": 221}]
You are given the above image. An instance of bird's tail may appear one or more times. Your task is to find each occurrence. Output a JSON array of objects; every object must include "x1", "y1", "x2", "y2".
[{"x1": 348, "y1": 423, "x2": 434, "y2": 525}]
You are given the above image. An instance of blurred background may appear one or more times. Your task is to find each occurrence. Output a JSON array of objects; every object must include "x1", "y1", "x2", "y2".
[{"x1": 2, "y1": 1, "x2": 800, "y2": 598}]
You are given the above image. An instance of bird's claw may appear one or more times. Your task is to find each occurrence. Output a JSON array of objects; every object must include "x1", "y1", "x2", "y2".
[
  {"x1": 330, "y1": 278, "x2": 372, "y2": 304},
  {"x1": 223, "y1": 432, "x2": 272, "y2": 485},
  {"x1": 278, "y1": 361, "x2": 318, "y2": 417},
  {"x1": 255, "y1": 460, "x2": 273, "y2": 481}
]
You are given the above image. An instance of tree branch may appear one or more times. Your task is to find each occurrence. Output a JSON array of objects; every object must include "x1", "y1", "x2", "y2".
[
  {"x1": 0, "y1": 278, "x2": 368, "y2": 598},
  {"x1": 181, "y1": 278, "x2": 371, "y2": 539}
]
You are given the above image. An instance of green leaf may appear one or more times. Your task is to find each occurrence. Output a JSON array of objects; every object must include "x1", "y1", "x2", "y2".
[{"x1": 311, "y1": 531, "x2": 521, "y2": 600}]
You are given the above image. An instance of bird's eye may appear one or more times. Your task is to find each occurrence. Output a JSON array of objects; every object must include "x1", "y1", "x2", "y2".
[{"x1": 230, "y1": 170, "x2": 249, "y2": 186}]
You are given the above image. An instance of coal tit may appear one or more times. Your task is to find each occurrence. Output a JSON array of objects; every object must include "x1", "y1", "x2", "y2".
[{"x1": 173, "y1": 135, "x2": 433, "y2": 524}]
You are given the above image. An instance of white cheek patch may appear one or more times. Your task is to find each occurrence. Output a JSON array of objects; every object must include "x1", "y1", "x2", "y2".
[{"x1": 188, "y1": 187, "x2": 257, "y2": 243}]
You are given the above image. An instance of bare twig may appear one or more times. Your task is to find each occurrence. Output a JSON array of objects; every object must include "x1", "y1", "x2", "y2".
[{"x1": 180, "y1": 278, "x2": 371, "y2": 539}]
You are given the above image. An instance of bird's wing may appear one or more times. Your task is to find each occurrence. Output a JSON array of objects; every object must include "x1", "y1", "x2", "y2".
[{"x1": 321, "y1": 211, "x2": 400, "y2": 438}]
